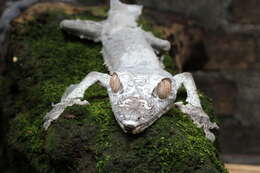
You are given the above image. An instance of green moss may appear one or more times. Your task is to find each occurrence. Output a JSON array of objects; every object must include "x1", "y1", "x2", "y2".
[{"x1": 2, "y1": 7, "x2": 227, "y2": 173}]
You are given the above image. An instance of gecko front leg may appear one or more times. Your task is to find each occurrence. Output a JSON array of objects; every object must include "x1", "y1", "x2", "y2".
[
  {"x1": 43, "y1": 72, "x2": 110, "y2": 130},
  {"x1": 173, "y1": 72, "x2": 219, "y2": 142}
]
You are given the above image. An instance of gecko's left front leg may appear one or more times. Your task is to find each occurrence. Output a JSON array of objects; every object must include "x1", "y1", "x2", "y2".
[
  {"x1": 43, "y1": 72, "x2": 110, "y2": 130},
  {"x1": 173, "y1": 72, "x2": 219, "y2": 142}
]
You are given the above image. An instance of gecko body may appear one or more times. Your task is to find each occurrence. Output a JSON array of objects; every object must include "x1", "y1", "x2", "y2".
[{"x1": 43, "y1": 0, "x2": 218, "y2": 141}]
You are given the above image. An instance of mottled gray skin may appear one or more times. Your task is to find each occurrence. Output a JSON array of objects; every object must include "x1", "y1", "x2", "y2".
[{"x1": 43, "y1": 0, "x2": 218, "y2": 141}]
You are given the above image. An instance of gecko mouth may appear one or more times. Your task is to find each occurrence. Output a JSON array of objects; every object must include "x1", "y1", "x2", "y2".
[
  {"x1": 122, "y1": 120, "x2": 143, "y2": 134},
  {"x1": 112, "y1": 96, "x2": 159, "y2": 134}
]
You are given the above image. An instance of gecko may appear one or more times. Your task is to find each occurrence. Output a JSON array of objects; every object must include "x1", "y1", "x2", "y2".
[{"x1": 43, "y1": 0, "x2": 218, "y2": 142}]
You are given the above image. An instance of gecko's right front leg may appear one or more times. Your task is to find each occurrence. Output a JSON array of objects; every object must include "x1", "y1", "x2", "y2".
[
  {"x1": 173, "y1": 72, "x2": 219, "y2": 142},
  {"x1": 43, "y1": 72, "x2": 111, "y2": 130}
]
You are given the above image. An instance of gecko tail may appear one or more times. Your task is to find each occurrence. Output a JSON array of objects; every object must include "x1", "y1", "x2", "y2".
[
  {"x1": 110, "y1": 0, "x2": 143, "y2": 18},
  {"x1": 110, "y1": 0, "x2": 121, "y2": 8}
]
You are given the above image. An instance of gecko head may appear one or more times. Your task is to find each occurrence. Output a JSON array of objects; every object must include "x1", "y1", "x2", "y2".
[{"x1": 108, "y1": 72, "x2": 177, "y2": 134}]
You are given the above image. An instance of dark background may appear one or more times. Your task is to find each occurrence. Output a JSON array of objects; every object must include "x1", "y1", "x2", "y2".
[{"x1": 1, "y1": 0, "x2": 260, "y2": 169}]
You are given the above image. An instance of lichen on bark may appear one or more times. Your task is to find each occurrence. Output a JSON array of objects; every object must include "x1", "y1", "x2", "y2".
[{"x1": 1, "y1": 4, "x2": 227, "y2": 173}]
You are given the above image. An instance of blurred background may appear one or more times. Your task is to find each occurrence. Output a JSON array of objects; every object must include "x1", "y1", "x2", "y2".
[{"x1": 1, "y1": 0, "x2": 260, "y2": 172}]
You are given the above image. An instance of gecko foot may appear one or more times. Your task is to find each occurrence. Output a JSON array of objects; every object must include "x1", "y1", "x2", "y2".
[
  {"x1": 175, "y1": 102, "x2": 219, "y2": 142},
  {"x1": 43, "y1": 99, "x2": 89, "y2": 130}
]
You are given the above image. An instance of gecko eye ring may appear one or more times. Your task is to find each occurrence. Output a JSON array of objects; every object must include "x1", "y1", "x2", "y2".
[
  {"x1": 153, "y1": 78, "x2": 172, "y2": 99},
  {"x1": 110, "y1": 73, "x2": 123, "y2": 93}
]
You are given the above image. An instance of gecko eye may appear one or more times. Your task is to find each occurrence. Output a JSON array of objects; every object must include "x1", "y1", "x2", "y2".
[
  {"x1": 110, "y1": 73, "x2": 123, "y2": 93},
  {"x1": 153, "y1": 78, "x2": 172, "y2": 99}
]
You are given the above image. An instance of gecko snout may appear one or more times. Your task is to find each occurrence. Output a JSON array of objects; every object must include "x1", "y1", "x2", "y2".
[{"x1": 123, "y1": 120, "x2": 138, "y2": 132}]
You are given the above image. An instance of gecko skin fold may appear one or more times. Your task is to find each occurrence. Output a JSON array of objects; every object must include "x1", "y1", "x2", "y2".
[{"x1": 43, "y1": 0, "x2": 218, "y2": 142}]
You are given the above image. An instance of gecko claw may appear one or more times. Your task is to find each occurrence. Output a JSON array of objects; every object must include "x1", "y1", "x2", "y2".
[
  {"x1": 205, "y1": 131, "x2": 216, "y2": 142},
  {"x1": 43, "y1": 119, "x2": 52, "y2": 130}
]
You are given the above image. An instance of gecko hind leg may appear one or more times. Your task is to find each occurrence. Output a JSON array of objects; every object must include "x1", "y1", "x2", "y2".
[{"x1": 60, "y1": 19, "x2": 103, "y2": 42}]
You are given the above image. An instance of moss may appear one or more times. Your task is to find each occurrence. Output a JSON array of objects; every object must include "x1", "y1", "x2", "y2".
[{"x1": 1, "y1": 6, "x2": 227, "y2": 173}]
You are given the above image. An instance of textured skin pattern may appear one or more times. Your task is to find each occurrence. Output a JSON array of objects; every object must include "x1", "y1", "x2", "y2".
[{"x1": 43, "y1": 0, "x2": 218, "y2": 142}]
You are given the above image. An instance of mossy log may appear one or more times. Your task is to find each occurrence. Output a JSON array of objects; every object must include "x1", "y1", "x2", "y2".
[{"x1": 1, "y1": 3, "x2": 227, "y2": 173}]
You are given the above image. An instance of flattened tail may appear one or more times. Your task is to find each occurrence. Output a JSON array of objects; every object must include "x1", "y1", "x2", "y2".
[
  {"x1": 110, "y1": 0, "x2": 121, "y2": 7},
  {"x1": 109, "y1": 0, "x2": 143, "y2": 18}
]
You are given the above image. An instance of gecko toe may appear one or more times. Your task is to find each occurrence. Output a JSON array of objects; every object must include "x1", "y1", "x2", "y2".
[{"x1": 43, "y1": 120, "x2": 52, "y2": 131}]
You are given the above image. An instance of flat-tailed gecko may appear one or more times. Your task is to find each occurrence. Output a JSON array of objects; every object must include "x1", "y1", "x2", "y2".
[{"x1": 43, "y1": 0, "x2": 218, "y2": 141}]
